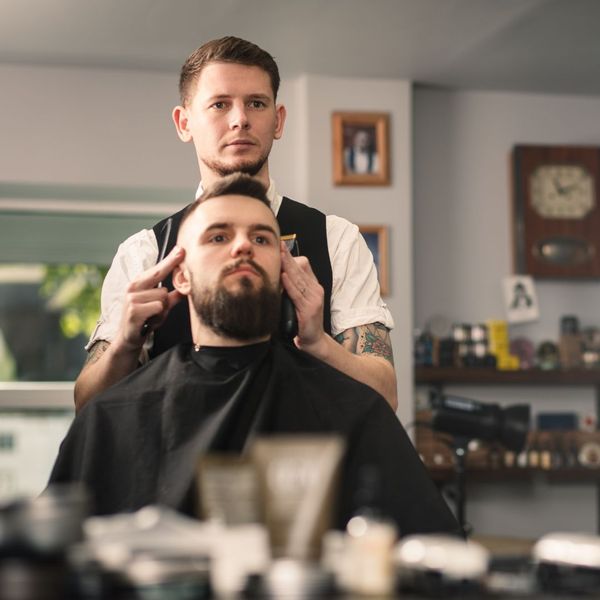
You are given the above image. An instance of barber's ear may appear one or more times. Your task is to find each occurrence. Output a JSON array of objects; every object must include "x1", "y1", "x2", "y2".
[
  {"x1": 274, "y1": 104, "x2": 286, "y2": 140},
  {"x1": 172, "y1": 263, "x2": 191, "y2": 295},
  {"x1": 172, "y1": 105, "x2": 193, "y2": 143}
]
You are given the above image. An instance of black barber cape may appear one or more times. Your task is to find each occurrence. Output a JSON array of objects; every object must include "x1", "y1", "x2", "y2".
[{"x1": 50, "y1": 341, "x2": 459, "y2": 536}]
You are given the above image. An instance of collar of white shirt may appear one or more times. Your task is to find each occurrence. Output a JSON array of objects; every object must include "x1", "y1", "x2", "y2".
[{"x1": 195, "y1": 178, "x2": 282, "y2": 215}]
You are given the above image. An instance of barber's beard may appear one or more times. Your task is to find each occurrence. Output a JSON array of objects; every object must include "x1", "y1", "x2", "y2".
[
  {"x1": 191, "y1": 260, "x2": 281, "y2": 341},
  {"x1": 202, "y1": 152, "x2": 269, "y2": 178}
]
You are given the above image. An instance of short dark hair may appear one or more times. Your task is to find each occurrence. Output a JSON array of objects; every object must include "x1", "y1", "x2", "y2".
[
  {"x1": 179, "y1": 173, "x2": 273, "y2": 232},
  {"x1": 179, "y1": 36, "x2": 280, "y2": 106}
]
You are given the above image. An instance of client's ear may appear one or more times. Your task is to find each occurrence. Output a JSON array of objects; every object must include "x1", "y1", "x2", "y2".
[{"x1": 172, "y1": 263, "x2": 191, "y2": 296}]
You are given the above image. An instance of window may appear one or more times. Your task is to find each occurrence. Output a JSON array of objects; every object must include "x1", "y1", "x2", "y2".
[
  {"x1": 0, "y1": 181, "x2": 187, "y2": 384},
  {"x1": 0, "y1": 263, "x2": 108, "y2": 381},
  {"x1": 0, "y1": 182, "x2": 186, "y2": 498}
]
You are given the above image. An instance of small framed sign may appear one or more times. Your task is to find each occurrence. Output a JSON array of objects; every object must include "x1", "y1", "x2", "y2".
[{"x1": 503, "y1": 275, "x2": 539, "y2": 324}]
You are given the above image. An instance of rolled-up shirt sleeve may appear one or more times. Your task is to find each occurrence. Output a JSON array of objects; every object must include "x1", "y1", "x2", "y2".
[
  {"x1": 326, "y1": 215, "x2": 394, "y2": 337},
  {"x1": 86, "y1": 229, "x2": 159, "y2": 350}
]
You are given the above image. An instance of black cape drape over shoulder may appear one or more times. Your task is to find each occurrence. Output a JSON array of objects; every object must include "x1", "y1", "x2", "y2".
[{"x1": 50, "y1": 341, "x2": 460, "y2": 536}]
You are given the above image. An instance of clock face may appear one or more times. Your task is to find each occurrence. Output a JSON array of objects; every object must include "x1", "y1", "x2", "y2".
[{"x1": 530, "y1": 165, "x2": 595, "y2": 219}]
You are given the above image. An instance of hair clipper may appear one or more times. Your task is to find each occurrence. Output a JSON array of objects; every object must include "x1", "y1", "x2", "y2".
[{"x1": 280, "y1": 234, "x2": 299, "y2": 340}]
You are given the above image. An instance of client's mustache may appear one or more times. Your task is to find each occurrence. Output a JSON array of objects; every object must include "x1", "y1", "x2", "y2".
[{"x1": 220, "y1": 258, "x2": 269, "y2": 281}]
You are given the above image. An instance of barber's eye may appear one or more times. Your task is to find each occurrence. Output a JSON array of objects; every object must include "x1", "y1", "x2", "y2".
[
  {"x1": 211, "y1": 234, "x2": 226, "y2": 243},
  {"x1": 249, "y1": 100, "x2": 266, "y2": 109}
]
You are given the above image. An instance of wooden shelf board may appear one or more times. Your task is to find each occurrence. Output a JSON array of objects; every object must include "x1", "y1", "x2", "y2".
[
  {"x1": 427, "y1": 466, "x2": 600, "y2": 483},
  {"x1": 415, "y1": 367, "x2": 600, "y2": 386}
]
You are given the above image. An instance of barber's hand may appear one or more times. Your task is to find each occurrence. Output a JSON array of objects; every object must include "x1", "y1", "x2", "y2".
[
  {"x1": 115, "y1": 246, "x2": 185, "y2": 352},
  {"x1": 280, "y1": 242, "x2": 326, "y2": 352}
]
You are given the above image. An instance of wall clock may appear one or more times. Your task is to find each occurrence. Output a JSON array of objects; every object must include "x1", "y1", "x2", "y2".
[{"x1": 512, "y1": 145, "x2": 600, "y2": 278}]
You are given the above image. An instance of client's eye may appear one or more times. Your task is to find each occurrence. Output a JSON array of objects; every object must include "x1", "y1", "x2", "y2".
[{"x1": 254, "y1": 235, "x2": 270, "y2": 245}]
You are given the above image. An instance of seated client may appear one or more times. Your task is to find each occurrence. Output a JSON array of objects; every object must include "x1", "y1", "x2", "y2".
[{"x1": 49, "y1": 173, "x2": 459, "y2": 537}]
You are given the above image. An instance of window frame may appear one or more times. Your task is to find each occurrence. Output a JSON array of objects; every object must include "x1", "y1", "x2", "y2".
[{"x1": 0, "y1": 183, "x2": 186, "y2": 407}]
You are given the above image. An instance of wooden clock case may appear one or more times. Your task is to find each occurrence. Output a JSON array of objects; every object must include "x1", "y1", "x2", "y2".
[{"x1": 512, "y1": 145, "x2": 600, "y2": 279}]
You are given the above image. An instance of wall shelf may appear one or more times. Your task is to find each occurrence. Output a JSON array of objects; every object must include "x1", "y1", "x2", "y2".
[
  {"x1": 416, "y1": 366, "x2": 600, "y2": 531},
  {"x1": 415, "y1": 367, "x2": 600, "y2": 387},
  {"x1": 428, "y1": 466, "x2": 600, "y2": 484}
]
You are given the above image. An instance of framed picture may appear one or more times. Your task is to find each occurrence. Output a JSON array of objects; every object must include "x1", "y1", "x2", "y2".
[
  {"x1": 358, "y1": 225, "x2": 389, "y2": 295},
  {"x1": 502, "y1": 275, "x2": 539, "y2": 324},
  {"x1": 332, "y1": 112, "x2": 390, "y2": 186}
]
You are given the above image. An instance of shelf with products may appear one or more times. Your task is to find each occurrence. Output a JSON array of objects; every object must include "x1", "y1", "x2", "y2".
[
  {"x1": 414, "y1": 383, "x2": 600, "y2": 485},
  {"x1": 416, "y1": 425, "x2": 600, "y2": 484}
]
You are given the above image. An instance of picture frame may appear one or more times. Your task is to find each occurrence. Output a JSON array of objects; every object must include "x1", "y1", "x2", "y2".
[
  {"x1": 502, "y1": 275, "x2": 539, "y2": 324},
  {"x1": 332, "y1": 112, "x2": 390, "y2": 186},
  {"x1": 358, "y1": 225, "x2": 389, "y2": 296}
]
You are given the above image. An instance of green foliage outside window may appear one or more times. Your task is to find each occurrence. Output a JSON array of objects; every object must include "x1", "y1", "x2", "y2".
[{"x1": 39, "y1": 265, "x2": 108, "y2": 339}]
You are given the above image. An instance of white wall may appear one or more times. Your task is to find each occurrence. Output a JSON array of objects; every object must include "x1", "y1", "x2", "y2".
[
  {"x1": 414, "y1": 86, "x2": 600, "y2": 537},
  {"x1": 0, "y1": 64, "x2": 194, "y2": 188}
]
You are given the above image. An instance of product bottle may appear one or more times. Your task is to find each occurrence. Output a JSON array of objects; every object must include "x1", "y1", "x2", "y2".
[
  {"x1": 339, "y1": 466, "x2": 398, "y2": 596},
  {"x1": 528, "y1": 432, "x2": 540, "y2": 469}
]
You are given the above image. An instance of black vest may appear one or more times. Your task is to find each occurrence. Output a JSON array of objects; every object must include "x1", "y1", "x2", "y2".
[{"x1": 149, "y1": 196, "x2": 333, "y2": 359}]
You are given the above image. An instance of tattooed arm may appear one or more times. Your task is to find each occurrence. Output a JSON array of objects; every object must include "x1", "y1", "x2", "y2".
[
  {"x1": 288, "y1": 313, "x2": 397, "y2": 411},
  {"x1": 300, "y1": 326, "x2": 397, "y2": 410},
  {"x1": 74, "y1": 339, "x2": 141, "y2": 413},
  {"x1": 281, "y1": 246, "x2": 397, "y2": 411},
  {"x1": 295, "y1": 315, "x2": 397, "y2": 411},
  {"x1": 335, "y1": 322, "x2": 394, "y2": 366},
  {"x1": 332, "y1": 322, "x2": 397, "y2": 410},
  {"x1": 300, "y1": 321, "x2": 397, "y2": 410}
]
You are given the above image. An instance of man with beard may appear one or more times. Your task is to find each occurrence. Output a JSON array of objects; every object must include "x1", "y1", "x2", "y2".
[
  {"x1": 49, "y1": 174, "x2": 459, "y2": 537},
  {"x1": 74, "y1": 36, "x2": 397, "y2": 414}
]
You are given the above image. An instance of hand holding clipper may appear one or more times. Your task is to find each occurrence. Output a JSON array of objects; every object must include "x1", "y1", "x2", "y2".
[{"x1": 140, "y1": 217, "x2": 174, "y2": 337}]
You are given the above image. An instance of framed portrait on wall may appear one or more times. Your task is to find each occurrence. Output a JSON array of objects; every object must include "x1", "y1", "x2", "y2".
[
  {"x1": 332, "y1": 112, "x2": 390, "y2": 186},
  {"x1": 358, "y1": 225, "x2": 389, "y2": 295}
]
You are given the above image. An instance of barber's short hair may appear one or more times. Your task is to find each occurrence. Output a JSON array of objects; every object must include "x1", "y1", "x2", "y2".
[
  {"x1": 179, "y1": 36, "x2": 280, "y2": 106},
  {"x1": 179, "y1": 174, "x2": 273, "y2": 232}
]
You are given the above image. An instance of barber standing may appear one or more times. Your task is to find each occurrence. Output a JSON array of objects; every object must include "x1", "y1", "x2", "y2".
[{"x1": 74, "y1": 36, "x2": 396, "y2": 412}]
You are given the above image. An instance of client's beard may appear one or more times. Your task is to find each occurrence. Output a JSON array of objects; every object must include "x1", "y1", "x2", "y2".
[
  {"x1": 191, "y1": 260, "x2": 281, "y2": 341},
  {"x1": 201, "y1": 153, "x2": 269, "y2": 178}
]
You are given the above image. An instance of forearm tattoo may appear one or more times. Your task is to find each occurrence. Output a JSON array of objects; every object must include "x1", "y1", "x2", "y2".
[
  {"x1": 84, "y1": 340, "x2": 110, "y2": 367},
  {"x1": 334, "y1": 322, "x2": 394, "y2": 365}
]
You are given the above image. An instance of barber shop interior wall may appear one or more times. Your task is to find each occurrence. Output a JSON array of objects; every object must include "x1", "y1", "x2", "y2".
[{"x1": 414, "y1": 86, "x2": 600, "y2": 537}]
